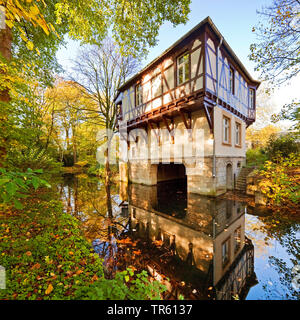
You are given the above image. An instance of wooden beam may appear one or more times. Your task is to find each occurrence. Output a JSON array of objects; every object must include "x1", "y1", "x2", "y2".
[
  {"x1": 148, "y1": 121, "x2": 160, "y2": 145},
  {"x1": 162, "y1": 116, "x2": 174, "y2": 144},
  {"x1": 203, "y1": 103, "x2": 213, "y2": 133},
  {"x1": 179, "y1": 109, "x2": 191, "y2": 130}
]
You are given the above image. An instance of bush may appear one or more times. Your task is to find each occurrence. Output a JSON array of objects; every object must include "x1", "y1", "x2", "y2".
[
  {"x1": 246, "y1": 148, "x2": 267, "y2": 167},
  {"x1": 265, "y1": 134, "x2": 299, "y2": 160},
  {"x1": 7, "y1": 146, "x2": 62, "y2": 173},
  {"x1": 257, "y1": 153, "x2": 300, "y2": 205},
  {"x1": 0, "y1": 168, "x2": 51, "y2": 209}
]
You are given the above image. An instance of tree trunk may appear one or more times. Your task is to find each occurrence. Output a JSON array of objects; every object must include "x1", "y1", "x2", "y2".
[
  {"x1": 0, "y1": 24, "x2": 12, "y2": 165},
  {"x1": 105, "y1": 146, "x2": 112, "y2": 219},
  {"x1": 0, "y1": 23, "x2": 12, "y2": 62},
  {"x1": 72, "y1": 124, "x2": 77, "y2": 164}
]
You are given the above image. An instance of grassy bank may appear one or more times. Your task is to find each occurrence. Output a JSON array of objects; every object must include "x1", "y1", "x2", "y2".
[{"x1": 0, "y1": 187, "x2": 164, "y2": 300}]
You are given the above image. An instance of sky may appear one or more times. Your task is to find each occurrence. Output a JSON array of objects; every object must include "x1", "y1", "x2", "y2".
[{"x1": 56, "y1": 0, "x2": 300, "y2": 126}]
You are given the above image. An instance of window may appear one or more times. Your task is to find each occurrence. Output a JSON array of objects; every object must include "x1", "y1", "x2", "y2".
[
  {"x1": 177, "y1": 52, "x2": 189, "y2": 85},
  {"x1": 135, "y1": 83, "x2": 143, "y2": 106},
  {"x1": 234, "y1": 227, "x2": 241, "y2": 252},
  {"x1": 151, "y1": 74, "x2": 162, "y2": 98},
  {"x1": 222, "y1": 239, "x2": 230, "y2": 267},
  {"x1": 249, "y1": 88, "x2": 255, "y2": 109},
  {"x1": 223, "y1": 116, "x2": 231, "y2": 144},
  {"x1": 235, "y1": 122, "x2": 241, "y2": 146},
  {"x1": 229, "y1": 67, "x2": 235, "y2": 95}
]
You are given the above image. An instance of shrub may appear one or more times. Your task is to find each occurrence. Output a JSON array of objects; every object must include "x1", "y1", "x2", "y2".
[
  {"x1": 257, "y1": 153, "x2": 300, "y2": 205},
  {"x1": 246, "y1": 148, "x2": 267, "y2": 167},
  {"x1": 0, "y1": 168, "x2": 51, "y2": 209},
  {"x1": 265, "y1": 134, "x2": 299, "y2": 160},
  {"x1": 7, "y1": 146, "x2": 62, "y2": 173}
]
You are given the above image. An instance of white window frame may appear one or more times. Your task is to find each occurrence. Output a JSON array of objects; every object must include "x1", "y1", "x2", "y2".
[
  {"x1": 135, "y1": 83, "x2": 143, "y2": 106},
  {"x1": 222, "y1": 240, "x2": 229, "y2": 267},
  {"x1": 177, "y1": 52, "x2": 190, "y2": 86},
  {"x1": 234, "y1": 227, "x2": 241, "y2": 252},
  {"x1": 235, "y1": 122, "x2": 241, "y2": 146},
  {"x1": 223, "y1": 116, "x2": 230, "y2": 144}
]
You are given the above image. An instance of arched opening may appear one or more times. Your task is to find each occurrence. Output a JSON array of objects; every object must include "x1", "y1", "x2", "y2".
[
  {"x1": 157, "y1": 163, "x2": 186, "y2": 183},
  {"x1": 226, "y1": 163, "x2": 233, "y2": 191},
  {"x1": 156, "y1": 163, "x2": 187, "y2": 218}
]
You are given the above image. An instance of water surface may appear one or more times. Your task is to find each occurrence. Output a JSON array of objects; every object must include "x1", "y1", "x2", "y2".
[{"x1": 58, "y1": 174, "x2": 300, "y2": 300}]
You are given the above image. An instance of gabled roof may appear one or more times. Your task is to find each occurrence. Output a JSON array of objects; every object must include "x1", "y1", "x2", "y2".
[{"x1": 117, "y1": 16, "x2": 260, "y2": 93}]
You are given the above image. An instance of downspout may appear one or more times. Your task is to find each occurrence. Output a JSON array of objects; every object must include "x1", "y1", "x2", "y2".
[{"x1": 212, "y1": 36, "x2": 223, "y2": 178}]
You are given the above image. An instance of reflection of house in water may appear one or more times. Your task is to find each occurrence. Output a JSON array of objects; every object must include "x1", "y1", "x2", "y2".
[{"x1": 126, "y1": 182, "x2": 256, "y2": 300}]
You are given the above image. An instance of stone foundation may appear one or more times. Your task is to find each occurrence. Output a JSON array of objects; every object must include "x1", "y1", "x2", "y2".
[{"x1": 120, "y1": 156, "x2": 246, "y2": 197}]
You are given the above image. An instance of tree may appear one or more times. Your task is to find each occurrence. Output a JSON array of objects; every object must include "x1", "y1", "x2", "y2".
[
  {"x1": 265, "y1": 133, "x2": 299, "y2": 159},
  {"x1": 250, "y1": 0, "x2": 300, "y2": 85},
  {"x1": 55, "y1": 0, "x2": 191, "y2": 56},
  {"x1": 246, "y1": 124, "x2": 281, "y2": 149},
  {"x1": 272, "y1": 100, "x2": 300, "y2": 133},
  {"x1": 71, "y1": 39, "x2": 139, "y2": 183},
  {"x1": 252, "y1": 82, "x2": 276, "y2": 129},
  {"x1": 0, "y1": 0, "x2": 192, "y2": 167},
  {"x1": 44, "y1": 80, "x2": 97, "y2": 166}
]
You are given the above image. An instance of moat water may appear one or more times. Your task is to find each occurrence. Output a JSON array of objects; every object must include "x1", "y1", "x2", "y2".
[{"x1": 58, "y1": 174, "x2": 299, "y2": 300}]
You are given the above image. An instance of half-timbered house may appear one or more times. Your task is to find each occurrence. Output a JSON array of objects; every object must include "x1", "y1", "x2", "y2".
[{"x1": 115, "y1": 16, "x2": 260, "y2": 196}]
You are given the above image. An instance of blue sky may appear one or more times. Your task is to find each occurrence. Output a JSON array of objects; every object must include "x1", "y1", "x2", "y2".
[
  {"x1": 56, "y1": 0, "x2": 299, "y2": 119},
  {"x1": 142, "y1": 0, "x2": 271, "y2": 73}
]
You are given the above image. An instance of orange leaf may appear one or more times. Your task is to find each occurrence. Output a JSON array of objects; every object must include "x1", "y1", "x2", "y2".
[
  {"x1": 91, "y1": 275, "x2": 98, "y2": 282},
  {"x1": 45, "y1": 283, "x2": 53, "y2": 295},
  {"x1": 76, "y1": 269, "x2": 83, "y2": 275}
]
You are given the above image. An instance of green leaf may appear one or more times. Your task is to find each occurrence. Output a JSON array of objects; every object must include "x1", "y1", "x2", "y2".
[
  {"x1": 0, "y1": 178, "x2": 10, "y2": 186},
  {"x1": 31, "y1": 177, "x2": 39, "y2": 190},
  {"x1": 6, "y1": 182, "x2": 18, "y2": 196},
  {"x1": 14, "y1": 199, "x2": 23, "y2": 209}
]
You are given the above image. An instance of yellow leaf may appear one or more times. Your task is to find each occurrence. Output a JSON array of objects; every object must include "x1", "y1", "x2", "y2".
[
  {"x1": 20, "y1": 33, "x2": 28, "y2": 43},
  {"x1": 30, "y1": 5, "x2": 40, "y2": 16},
  {"x1": 45, "y1": 283, "x2": 53, "y2": 295},
  {"x1": 26, "y1": 41, "x2": 34, "y2": 50},
  {"x1": 5, "y1": 20, "x2": 14, "y2": 28}
]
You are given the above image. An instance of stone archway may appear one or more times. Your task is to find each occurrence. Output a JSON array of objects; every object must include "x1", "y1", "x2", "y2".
[{"x1": 226, "y1": 163, "x2": 233, "y2": 191}]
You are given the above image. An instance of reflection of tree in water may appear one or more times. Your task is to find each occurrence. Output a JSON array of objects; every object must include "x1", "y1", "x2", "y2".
[
  {"x1": 59, "y1": 174, "x2": 127, "y2": 240},
  {"x1": 247, "y1": 210, "x2": 300, "y2": 300},
  {"x1": 59, "y1": 174, "x2": 130, "y2": 279}
]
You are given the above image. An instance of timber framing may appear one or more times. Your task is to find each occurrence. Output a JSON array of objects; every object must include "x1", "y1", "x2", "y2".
[
  {"x1": 117, "y1": 17, "x2": 259, "y2": 93},
  {"x1": 116, "y1": 16, "x2": 259, "y2": 133}
]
